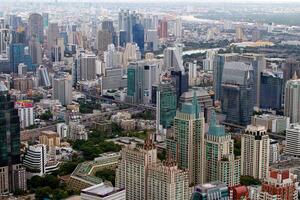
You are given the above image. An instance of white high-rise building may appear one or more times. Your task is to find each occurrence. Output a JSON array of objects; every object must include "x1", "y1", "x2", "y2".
[
  {"x1": 47, "y1": 23, "x2": 59, "y2": 50},
  {"x1": 77, "y1": 53, "x2": 97, "y2": 81},
  {"x1": 284, "y1": 74, "x2": 300, "y2": 123},
  {"x1": 286, "y1": 123, "x2": 300, "y2": 157},
  {"x1": 241, "y1": 125, "x2": 270, "y2": 180},
  {"x1": 174, "y1": 17, "x2": 182, "y2": 38},
  {"x1": 57, "y1": 123, "x2": 69, "y2": 138},
  {"x1": 122, "y1": 43, "x2": 141, "y2": 67},
  {"x1": 188, "y1": 61, "x2": 197, "y2": 86},
  {"x1": 37, "y1": 65, "x2": 51, "y2": 87},
  {"x1": 104, "y1": 44, "x2": 123, "y2": 69},
  {"x1": 15, "y1": 100, "x2": 34, "y2": 129},
  {"x1": 145, "y1": 29, "x2": 159, "y2": 51},
  {"x1": 163, "y1": 45, "x2": 184, "y2": 72},
  {"x1": 0, "y1": 29, "x2": 9, "y2": 55},
  {"x1": 203, "y1": 50, "x2": 217, "y2": 71},
  {"x1": 23, "y1": 144, "x2": 47, "y2": 176},
  {"x1": 52, "y1": 73, "x2": 72, "y2": 106}
]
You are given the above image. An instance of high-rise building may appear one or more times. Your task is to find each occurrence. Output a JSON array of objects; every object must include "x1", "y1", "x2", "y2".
[
  {"x1": 42, "y1": 13, "x2": 49, "y2": 28},
  {"x1": 174, "y1": 17, "x2": 182, "y2": 38},
  {"x1": 0, "y1": 29, "x2": 9, "y2": 55},
  {"x1": 118, "y1": 10, "x2": 139, "y2": 44},
  {"x1": 127, "y1": 60, "x2": 160, "y2": 104},
  {"x1": 157, "y1": 81, "x2": 177, "y2": 129},
  {"x1": 9, "y1": 43, "x2": 24, "y2": 73},
  {"x1": 132, "y1": 23, "x2": 144, "y2": 54},
  {"x1": 122, "y1": 42, "x2": 141, "y2": 67},
  {"x1": 259, "y1": 169, "x2": 298, "y2": 200},
  {"x1": 260, "y1": 71, "x2": 283, "y2": 110},
  {"x1": 163, "y1": 46, "x2": 184, "y2": 72},
  {"x1": 221, "y1": 61, "x2": 254, "y2": 126},
  {"x1": 158, "y1": 18, "x2": 168, "y2": 39},
  {"x1": 29, "y1": 37, "x2": 42, "y2": 65},
  {"x1": 147, "y1": 153, "x2": 190, "y2": 200},
  {"x1": 52, "y1": 73, "x2": 72, "y2": 106},
  {"x1": 115, "y1": 136, "x2": 157, "y2": 200},
  {"x1": 284, "y1": 74, "x2": 300, "y2": 123},
  {"x1": 285, "y1": 123, "x2": 300, "y2": 157},
  {"x1": 28, "y1": 13, "x2": 44, "y2": 43},
  {"x1": 96, "y1": 30, "x2": 112, "y2": 53},
  {"x1": 283, "y1": 59, "x2": 300, "y2": 84},
  {"x1": 205, "y1": 111, "x2": 241, "y2": 187},
  {"x1": 76, "y1": 53, "x2": 97, "y2": 81},
  {"x1": 47, "y1": 22, "x2": 59, "y2": 50},
  {"x1": 190, "y1": 181, "x2": 229, "y2": 200},
  {"x1": 0, "y1": 83, "x2": 26, "y2": 194},
  {"x1": 168, "y1": 92, "x2": 205, "y2": 185},
  {"x1": 15, "y1": 100, "x2": 34, "y2": 129},
  {"x1": 241, "y1": 125, "x2": 270, "y2": 180},
  {"x1": 269, "y1": 139, "x2": 279, "y2": 164},
  {"x1": 145, "y1": 29, "x2": 159, "y2": 52},
  {"x1": 37, "y1": 65, "x2": 51, "y2": 87}
]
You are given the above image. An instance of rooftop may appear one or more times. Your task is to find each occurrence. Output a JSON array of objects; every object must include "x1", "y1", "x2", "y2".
[{"x1": 81, "y1": 183, "x2": 124, "y2": 197}]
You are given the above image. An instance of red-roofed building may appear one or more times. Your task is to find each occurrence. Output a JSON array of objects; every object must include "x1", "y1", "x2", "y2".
[{"x1": 229, "y1": 185, "x2": 250, "y2": 200}]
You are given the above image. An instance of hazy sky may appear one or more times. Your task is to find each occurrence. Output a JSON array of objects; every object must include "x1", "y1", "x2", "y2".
[{"x1": 3, "y1": 0, "x2": 300, "y2": 2}]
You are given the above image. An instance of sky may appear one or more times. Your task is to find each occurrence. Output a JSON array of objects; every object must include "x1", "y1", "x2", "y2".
[{"x1": 3, "y1": 0, "x2": 300, "y2": 2}]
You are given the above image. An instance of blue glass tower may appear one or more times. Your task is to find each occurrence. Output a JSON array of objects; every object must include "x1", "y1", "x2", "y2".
[{"x1": 133, "y1": 23, "x2": 144, "y2": 54}]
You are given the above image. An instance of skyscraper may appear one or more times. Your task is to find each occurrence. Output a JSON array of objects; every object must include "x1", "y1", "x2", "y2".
[
  {"x1": 169, "y1": 92, "x2": 205, "y2": 185},
  {"x1": 37, "y1": 65, "x2": 51, "y2": 87},
  {"x1": 284, "y1": 74, "x2": 300, "y2": 123},
  {"x1": 47, "y1": 22, "x2": 59, "y2": 50},
  {"x1": 133, "y1": 23, "x2": 144, "y2": 54},
  {"x1": 118, "y1": 10, "x2": 139, "y2": 44},
  {"x1": 0, "y1": 29, "x2": 9, "y2": 55},
  {"x1": 76, "y1": 53, "x2": 97, "y2": 81},
  {"x1": 158, "y1": 18, "x2": 168, "y2": 39},
  {"x1": 163, "y1": 46, "x2": 184, "y2": 72},
  {"x1": 28, "y1": 13, "x2": 44, "y2": 43},
  {"x1": 52, "y1": 73, "x2": 72, "y2": 106},
  {"x1": 9, "y1": 43, "x2": 25, "y2": 73},
  {"x1": 157, "y1": 81, "x2": 177, "y2": 129},
  {"x1": 96, "y1": 30, "x2": 113, "y2": 53},
  {"x1": 285, "y1": 123, "x2": 300, "y2": 157},
  {"x1": 260, "y1": 71, "x2": 283, "y2": 110},
  {"x1": 29, "y1": 37, "x2": 42, "y2": 65},
  {"x1": 205, "y1": 111, "x2": 241, "y2": 186},
  {"x1": 174, "y1": 17, "x2": 182, "y2": 38},
  {"x1": 241, "y1": 125, "x2": 270, "y2": 180},
  {"x1": 147, "y1": 153, "x2": 190, "y2": 200},
  {"x1": 115, "y1": 135, "x2": 157, "y2": 200},
  {"x1": 221, "y1": 61, "x2": 254, "y2": 126},
  {"x1": 0, "y1": 82, "x2": 26, "y2": 194}
]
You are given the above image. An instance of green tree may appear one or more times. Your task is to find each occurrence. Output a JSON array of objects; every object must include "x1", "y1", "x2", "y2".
[
  {"x1": 240, "y1": 175, "x2": 261, "y2": 186},
  {"x1": 35, "y1": 186, "x2": 52, "y2": 200},
  {"x1": 95, "y1": 168, "x2": 116, "y2": 186}
]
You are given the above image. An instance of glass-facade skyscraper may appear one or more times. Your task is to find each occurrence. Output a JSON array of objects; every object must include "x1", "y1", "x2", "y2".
[
  {"x1": 0, "y1": 83, "x2": 26, "y2": 194},
  {"x1": 133, "y1": 23, "x2": 144, "y2": 54}
]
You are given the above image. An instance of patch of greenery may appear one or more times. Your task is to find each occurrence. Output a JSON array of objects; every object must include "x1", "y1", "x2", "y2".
[
  {"x1": 39, "y1": 110, "x2": 53, "y2": 120},
  {"x1": 132, "y1": 110, "x2": 155, "y2": 120},
  {"x1": 240, "y1": 175, "x2": 261, "y2": 186},
  {"x1": 72, "y1": 131, "x2": 121, "y2": 160},
  {"x1": 234, "y1": 138, "x2": 241, "y2": 157},
  {"x1": 95, "y1": 168, "x2": 116, "y2": 186}
]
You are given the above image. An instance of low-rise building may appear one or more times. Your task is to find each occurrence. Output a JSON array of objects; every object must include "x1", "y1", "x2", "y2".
[
  {"x1": 190, "y1": 181, "x2": 229, "y2": 200},
  {"x1": 39, "y1": 131, "x2": 61, "y2": 149},
  {"x1": 251, "y1": 114, "x2": 290, "y2": 134},
  {"x1": 81, "y1": 183, "x2": 125, "y2": 200}
]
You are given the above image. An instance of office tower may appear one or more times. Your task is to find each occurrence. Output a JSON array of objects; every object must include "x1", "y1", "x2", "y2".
[
  {"x1": 0, "y1": 29, "x2": 9, "y2": 55},
  {"x1": 115, "y1": 136, "x2": 157, "y2": 200},
  {"x1": 145, "y1": 29, "x2": 159, "y2": 51},
  {"x1": 170, "y1": 93, "x2": 205, "y2": 185},
  {"x1": 147, "y1": 153, "x2": 189, "y2": 200},
  {"x1": 119, "y1": 30, "x2": 127, "y2": 47},
  {"x1": 37, "y1": 65, "x2": 51, "y2": 87},
  {"x1": 157, "y1": 81, "x2": 177, "y2": 129},
  {"x1": 9, "y1": 15, "x2": 22, "y2": 31},
  {"x1": 284, "y1": 74, "x2": 300, "y2": 123},
  {"x1": 118, "y1": 10, "x2": 139, "y2": 44},
  {"x1": 133, "y1": 23, "x2": 144, "y2": 54},
  {"x1": 171, "y1": 70, "x2": 188, "y2": 103},
  {"x1": 29, "y1": 37, "x2": 42, "y2": 65},
  {"x1": 42, "y1": 13, "x2": 49, "y2": 28},
  {"x1": 0, "y1": 83, "x2": 26, "y2": 194},
  {"x1": 9, "y1": 43, "x2": 25, "y2": 73},
  {"x1": 76, "y1": 53, "x2": 96, "y2": 81},
  {"x1": 191, "y1": 181, "x2": 229, "y2": 200},
  {"x1": 15, "y1": 100, "x2": 34, "y2": 129},
  {"x1": 259, "y1": 169, "x2": 298, "y2": 200},
  {"x1": 127, "y1": 60, "x2": 160, "y2": 104},
  {"x1": 221, "y1": 61, "x2": 254, "y2": 126},
  {"x1": 283, "y1": 59, "x2": 300, "y2": 83},
  {"x1": 96, "y1": 30, "x2": 112, "y2": 53},
  {"x1": 285, "y1": 123, "x2": 300, "y2": 157},
  {"x1": 102, "y1": 19, "x2": 114, "y2": 33},
  {"x1": 260, "y1": 71, "x2": 283, "y2": 110},
  {"x1": 163, "y1": 45, "x2": 184, "y2": 72},
  {"x1": 205, "y1": 111, "x2": 241, "y2": 186},
  {"x1": 52, "y1": 73, "x2": 72, "y2": 106},
  {"x1": 47, "y1": 22, "x2": 59, "y2": 50},
  {"x1": 174, "y1": 17, "x2": 182, "y2": 38},
  {"x1": 28, "y1": 13, "x2": 44, "y2": 43},
  {"x1": 11, "y1": 28, "x2": 26, "y2": 45},
  {"x1": 56, "y1": 37, "x2": 65, "y2": 61},
  {"x1": 23, "y1": 144, "x2": 47, "y2": 176},
  {"x1": 158, "y1": 18, "x2": 168, "y2": 38},
  {"x1": 241, "y1": 125, "x2": 270, "y2": 180},
  {"x1": 103, "y1": 44, "x2": 122, "y2": 69},
  {"x1": 101, "y1": 68, "x2": 127, "y2": 91}
]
